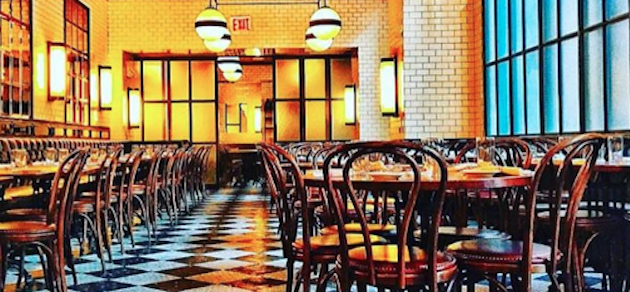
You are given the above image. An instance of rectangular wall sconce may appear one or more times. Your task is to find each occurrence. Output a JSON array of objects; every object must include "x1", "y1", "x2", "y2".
[
  {"x1": 254, "y1": 106, "x2": 262, "y2": 133},
  {"x1": 48, "y1": 42, "x2": 67, "y2": 100},
  {"x1": 99, "y1": 66, "x2": 112, "y2": 110},
  {"x1": 344, "y1": 85, "x2": 356, "y2": 125},
  {"x1": 127, "y1": 88, "x2": 141, "y2": 128},
  {"x1": 380, "y1": 58, "x2": 398, "y2": 116}
]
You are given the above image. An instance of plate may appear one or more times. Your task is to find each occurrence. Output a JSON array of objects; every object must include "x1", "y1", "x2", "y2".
[
  {"x1": 462, "y1": 168, "x2": 501, "y2": 178},
  {"x1": 369, "y1": 171, "x2": 403, "y2": 181}
]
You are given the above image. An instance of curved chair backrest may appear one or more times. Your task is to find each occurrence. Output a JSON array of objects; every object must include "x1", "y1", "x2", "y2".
[
  {"x1": 323, "y1": 141, "x2": 449, "y2": 289},
  {"x1": 529, "y1": 133, "x2": 606, "y2": 286}
]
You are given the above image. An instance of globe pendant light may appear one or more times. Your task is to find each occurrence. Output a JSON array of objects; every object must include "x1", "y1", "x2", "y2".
[
  {"x1": 309, "y1": 4, "x2": 341, "y2": 40},
  {"x1": 223, "y1": 69, "x2": 243, "y2": 82},
  {"x1": 217, "y1": 56, "x2": 242, "y2": 73},
  {"x1": 204, "y1": 32, "x2": 231, "y2": 53},
  {"x1": 305, "y1": 27, "x2": 332, "y2": 52},
  {"x1": 195, "y1": 1, "x2": 228, "y2": 42}
]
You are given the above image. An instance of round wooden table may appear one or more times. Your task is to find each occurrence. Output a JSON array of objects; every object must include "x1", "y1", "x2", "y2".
[
  {"x1": 303, "y1": 169, "x2": 534, "y2": 191},
  {"x1": 530, "y1": 157, "x2": 630, "y2": 173}
]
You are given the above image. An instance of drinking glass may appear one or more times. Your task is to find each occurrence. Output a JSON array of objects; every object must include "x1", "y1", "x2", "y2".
[
  {"x1": 44, "y1": 148, "x2": 57, "y2": 164},
  {"x1": 476, "y1": 137, "x2": 495, "y2": 165},
  {"x1": 11, "y1": 149, "x2": 28, "y2": 168},
  {"x1": 607, "y1": 135, "x2": 624, "y2": 163},
  {"x1": 58, "y1": 149, "x2": 70, "y2": 163},
  {"x1": 89, "y1": 148, "x2": 100, "y2": 164}
]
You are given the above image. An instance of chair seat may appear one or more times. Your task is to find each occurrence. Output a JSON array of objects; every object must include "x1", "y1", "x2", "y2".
[
  {"x1": 131, "y1": 184, "x2": 146, "y2": 194},
  {"x1": 349, "y1": 244, "x2": 457, "y2": 272},
  {"x1": 447, "y1": 239, "x2": 554, "y2": 265},
  {"x1": 0, "y1": 221, "x2": 56, "y2": 242},
  {"x1": 73, "y1": 200, "x2": 98, "y2": 213},
  {"x1": 293, "y1": 233, "x2": 386, "y2": 253},
  {"x1": 438, "y1": 227, "x2": 510, "y2": 241},
  {"x1": 347, "y1": 245, "x2": 457, "y2": 286},
  {"x1": 321, "y1": 223, "x2": 396, "y2": 235},
  {"x1": 4, "y1": 186, "x2": 35, "y2": 200},
  {"x1": 0, "y1": 208, "x2": 46, "y2": 222},
  {"x1": 538, "y1": 210, "x2": 621, "y2": 230}
]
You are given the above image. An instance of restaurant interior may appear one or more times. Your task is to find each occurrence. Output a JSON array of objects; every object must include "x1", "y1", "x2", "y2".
[{"x1": 1, "y1": 0, "x2": 630, "y2": 291}]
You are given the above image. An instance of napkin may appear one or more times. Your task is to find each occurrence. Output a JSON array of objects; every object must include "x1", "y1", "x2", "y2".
[{"x1": 501, "y1": 166, "x2": 522, "y2": 176}]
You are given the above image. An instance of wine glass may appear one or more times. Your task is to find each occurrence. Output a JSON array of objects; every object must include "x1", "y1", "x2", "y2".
[
  {"x1": 58, "y1": 149, "x2": 70, "y2": 163},
  {"x1": 476, "y1": 137, "x2": 495, "y2": 166},
  {"x1": 11, "y1": 149, "x2": 28, "y2": 168},
  {"x1": 607, "y1": 134, "x2": 624, "y2": 163},
  {"x1": 44, "y1": 148, "x2": 57, "y2": 165}
]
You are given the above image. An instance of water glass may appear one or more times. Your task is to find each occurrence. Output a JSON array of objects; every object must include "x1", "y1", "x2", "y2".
[
  {"x1": 607, "y1": 135, "x2": 624, "y2": 163},
  {"x1": 11, "y1": 149, "x2": 28, "y2": 168},
  {"x1": 89, "y1": 148, "x2": 100, "y2": 164},
  {"x1": 476, "y1": 137, "x2": 495, "y2": 165},
  {"x1": 44, "y1": 148, "x2": 57, "y2": 164},
  {"x1": 58, "y1": 149, "x2": 70, "y2": 163}
]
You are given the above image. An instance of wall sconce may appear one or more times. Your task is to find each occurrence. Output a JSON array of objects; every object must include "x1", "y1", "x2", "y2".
[
  {"x1": 127, "y1": 88, "x2": 141, "y2": 128},
  {"x1": 48, "y1": 42, "x2": 67, "y2": 100},
  {"x1": 380, "y1": 58, "x2": 398, "y2": 116},
  {"x1": 99, "y1": 66, "x2": 112, "y2": 110},
  {"x1": 254, "y1": 106, "x2": 262, "y2": 133},
  {"x1": 344, "y1": 85, "x2": 356, "y2": 125}
]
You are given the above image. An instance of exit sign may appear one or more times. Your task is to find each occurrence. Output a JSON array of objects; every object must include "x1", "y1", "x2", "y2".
[{"x1": 231, "y1": 16, "x2": 251, "y2": 32}]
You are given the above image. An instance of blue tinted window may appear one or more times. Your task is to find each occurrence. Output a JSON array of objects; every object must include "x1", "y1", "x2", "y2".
[
  {"x1": 497, "y1": 0, "x2": 509, "y2": 59},
  {"x1": 484, "y1": 0, "x2": 496, "y2": 62},
  {"x1": 543, "y1": 45, "x2": 559, "y2": 133},
  {"x1": 560, "y1": 0, "x2": 578, "y2": 36},
  {"x1": 512, "y1": 56, "x2": 525, "y2": 135},
  {"x1": 511, "y1": 0, "x2": 523, "y2": 53},
  {"x1": 584, "y1": 29, "x2": 605, "y2": 131},
  {"x1": 486, "y1": 66, "x2": 498, "y2": 136},
  {"x1": 524, "y1": 0, "x2": 539, "y2": 49},
  {"x1": 543, "y1": 0, "x2": 557, "y2": 42},
  {"x1": 560, "y1": 38, "x2": 580, "y2": 132},
  {"x1": 525, "y1": 52, "x2": 541, "y2": 134},
  {"x1": 498, "y1": 62, "x2": 511, "y2": 135},
  {"x1": 606, "y1": 0, "x2": 629, "y2": 20},
  {"x1": 584, "y1": 0, "x2": 603, "y2": 27},
  {"x1": 606, "y1": 20, "x2": 630, "y2": 130}
]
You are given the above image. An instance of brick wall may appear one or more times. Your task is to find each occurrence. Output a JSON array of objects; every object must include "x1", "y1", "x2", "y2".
[
  {"x1": 32, "y1": 0, "x2": 109, "y2": 126},
  {"x1": 107, "y1": 0, "x2": 392, "y2": 141},
  {"x1": 402, "y1": 0, "x2": 484, "y2": 139}
]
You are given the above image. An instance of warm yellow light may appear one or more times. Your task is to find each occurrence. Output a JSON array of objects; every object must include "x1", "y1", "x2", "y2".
[
  {"x1": 309, "y1": 6, "x2": 342, "y2": 40},
  {"x1": 99, "y1": 66, "x2": 112, "y2": 109},
  {"x1": 223, "y1": 69, "x2": 242, "y2": 82},
  {"x1": 245, "y1": 48, "x2": 262, "y2": 57},
  {"x1": 305, "y1": 27, "x2": 333, "y2": 52},
  {"x1": 217, "y1": 56, "x2": 241, "y2": 73},
  {"x1": 344, "y1": 85, "x2": 356, "y2": 124},
  {"x1": 195, "y1": 7, "x2": 228, "y2": 42},
  {"x1": 380, "y1": 58, "x2": 397, "y2": 116},
  {"x1": 203, "y1": 33, "x2": 231, "y2": 53},
  {"x1": 254, "y1": 107, "x2": 262, "y2": 133},
  {"x1": 128, "y1": 89, "x2": 141, "y2": 128},
  {"x1": 36, "y1": 53, "x2": 45, "y2": 90},
  {"x1": 49, "y1": 43, "x2": 67, "y2": 98}
]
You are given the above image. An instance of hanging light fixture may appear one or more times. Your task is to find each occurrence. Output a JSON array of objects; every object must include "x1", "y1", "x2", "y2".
[
  {"x1": 309, "y1": 0, "x2": 341, "y2": 40},
  {"x1": 195, "y1": 0, "x2": 228, "y2": 42},
  {"x1": 305, "y1": 27, "x2": 333, "y2": 52},
  {"x1": 217, "y1": 56, "x2": 242, "y2": 73},
  {"x1": 204, "y1": 32, "x2": 231, "y2": 53},
  {"x1": 223, "y1": 69, "x2": 243, "y2": 82}
]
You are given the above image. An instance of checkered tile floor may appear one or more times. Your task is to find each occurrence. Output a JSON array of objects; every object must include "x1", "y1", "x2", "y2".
[{"x1": 5, "y1": 187, "x2": 607, "y2": 292}]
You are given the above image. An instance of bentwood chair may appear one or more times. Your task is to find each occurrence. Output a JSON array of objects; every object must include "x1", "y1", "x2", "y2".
[
  {"x1": 111, "y1": 150, "x2": 145, "y2": 252},
  {"x1": 320, "y1": 141, "x2": 456, "y2": 292},
  {"x1": 0, "y1": 149, "x2": 88, "y2": 292},
  {"x1": 447, "y1": 133, "x2": 606, "y2": 292},
  {"x1": 259, "y1": 143, "x2": 386, "y2": 292},
  {"x1": 72, "y1": 147, "x2": 123, "y2": 272}
]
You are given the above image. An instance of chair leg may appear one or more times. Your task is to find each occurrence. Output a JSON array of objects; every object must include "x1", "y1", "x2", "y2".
[
  {"x1": 125, "y1": 198, "x2": 135, "y2": 248},
  {"x1": 0, "y1": 244, "x2": 6, "y2": 292},
  {"x1": 102, "y1": 210, "x2": 113, "y2": 261},
  {"x1": 133, "y1": 194, "x2": 152, "y2": 247},
  {"x1": 79, "y1": 213, "x2": 106, "y2": 273},
  {"x1": 16, "y1": 247, "x2": 26, "y2": 289},
  {"x1": 36, "y1": 245, "x2": 54, "y2": 291},
  {"x1": 64, "y1": 236, "x2": 78, "y2": 285},
  {"x1": 286, "y1": 259, "x2": 294, "y2": 292}
]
